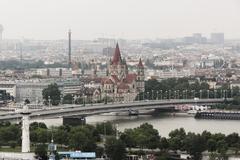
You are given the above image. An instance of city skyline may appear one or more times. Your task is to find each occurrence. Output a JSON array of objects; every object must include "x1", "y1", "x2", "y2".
[{"x1": 0, "y1": 0, "x2": 239, "y2": 40}]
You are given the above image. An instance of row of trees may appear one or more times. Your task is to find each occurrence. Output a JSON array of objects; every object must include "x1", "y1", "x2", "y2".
[
  {"x1": 1, "y1": 121, "x2": 240, "y2": 160},
  {"x1": 120, "y1": 124, "x2": 240, "y2": 160},
  {"x1": 0, "y1": 121, "x2": 118, "y2": 158},
  {"x1": 137, "y1": 78, "x2": 240, "y2": 100},
  {"x1": 0, "y1": 60, "x2": 67, "y2": 70},
  {"x1": 0, "y1": 122, "x2": 21, "y2": 148}
]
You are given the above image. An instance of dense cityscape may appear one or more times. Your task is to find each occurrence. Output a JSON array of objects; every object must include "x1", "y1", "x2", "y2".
[{"x1": 0, "y1": 0, "x2": 240, "y2": 160}]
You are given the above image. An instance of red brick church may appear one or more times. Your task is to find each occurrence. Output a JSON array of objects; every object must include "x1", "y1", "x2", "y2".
[{"x1": 101, "y1": 43, "x2": 145, "y2": 102}]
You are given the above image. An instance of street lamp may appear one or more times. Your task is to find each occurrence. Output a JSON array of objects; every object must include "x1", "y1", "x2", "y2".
[
  {"x1": 207, "y1": 90, "x2": 209, "y2": 99},
  {"x1": 106, "y1": 93, "x2": 109, "y2": 104},
  {"x1": 151, "y1": 90, "x2": 154, "y2": 100},
  {"x1": 200, "y1": 90, "x2": 202, "y2": 99},
  {"x1": 72, "y1": 94, "x2": 74, "y2": 104},
  {"x1": 115, "y1": 124, "x2": 119, "y2": 140},
  {"x1": 104, "y1": 121, "x2": 106, "y2": 143},
  {"x1": 104, "y1": 92, "x2": 107, "y2": 104},
  {"x1": 60, "y1": 95, "x2": 63, "y2": 105},
  {"x1": 48, "y1": 96, "x2": 51, "y2": 108},
  {"x1": 84, "y1": 95, "x2": 87, "y2": 106},
  {"x1": 169, "y1": 90, "x2": 171, "y2": 99},
  {"x1": 192, "y1": 90, "x2": 195, "y2": 99},
  {"x1": 160, "y1": 90, "x2": 162, "y2": 100},
  {"x1": 37, "y1": 114, "x2": 40, "y2": 128},
  {"x1": 164, "y1": 91, "x2": 168, "y2": 99}
]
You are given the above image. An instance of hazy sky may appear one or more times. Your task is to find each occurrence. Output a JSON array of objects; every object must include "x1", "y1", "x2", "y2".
[{"x1": 0, "y1": 0, "x2": 239, "y2": 40}]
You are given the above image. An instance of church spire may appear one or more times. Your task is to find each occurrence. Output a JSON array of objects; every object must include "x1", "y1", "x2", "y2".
[
  {"x1": 112, "y1": 43, "x2": 122, "y2": 65},
  {"x1": 138, "y1": 58, "x2": 144, "y2": 68}
]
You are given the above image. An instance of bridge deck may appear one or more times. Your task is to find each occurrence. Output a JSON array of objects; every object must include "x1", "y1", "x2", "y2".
[{"x1": 0, "y1": 98, "x2": 232, "y2": 121}]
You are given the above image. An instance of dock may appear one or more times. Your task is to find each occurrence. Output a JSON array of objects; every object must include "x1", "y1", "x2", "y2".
[{"x1": 195, "y1": 110, "x2": 240, "y2": 120}]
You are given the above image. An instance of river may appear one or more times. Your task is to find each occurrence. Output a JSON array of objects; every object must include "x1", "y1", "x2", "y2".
[{"x1": 36, "y1": 113, "x2": 240, "y2": 137}]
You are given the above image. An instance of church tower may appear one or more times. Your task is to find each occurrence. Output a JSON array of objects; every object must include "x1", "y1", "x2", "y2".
[
  {"x1": 137, "y1": 58, "x2": 145, "y2": 92},
  {"x1": 109, "y1": 43, "x2": 128, "y2": 81}
]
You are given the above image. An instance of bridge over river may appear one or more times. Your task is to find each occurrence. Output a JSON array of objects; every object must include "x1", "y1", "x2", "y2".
[{"x1": 0, "y1": 98, "x2": 232, "y2": 121}]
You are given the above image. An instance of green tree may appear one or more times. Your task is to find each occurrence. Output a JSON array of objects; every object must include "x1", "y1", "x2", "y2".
[
  {"x1": 225, "y1": 133, "x2": 239, "y2": 147},
  {"x1": 63, "y1": 94, "x2": 73, "y2": 104},
  {"x1": 68, "y1": 126, "x2": 97, "y2": 151},
  {"x1": 121, "y1": 123, "x2": 160, "y2": 149},
  {"x1": 35, "y1": 144, "x2": 48, "y2": 160},
  {"x1": 159, "y1": 137, "x2": 169, "y2": 150},
  {"x1": 42, "y1": 83, "x2": 61, "y2": 105},
  {"x1": 207, "y1": 139, "x2": 217, "y2": 152},
  {"x1": 105, "y1": 137, "x2": 126, "y2": 160},
  {"x1": 169, "y1": 136, "x2": 182, "y2": 150},
  {"x1": 169, "y1": 128, "x2": 186, "y2": 139},
  {"x1": 120, "y1": 129, "x2": 136, "y2": 148},
  {"x1": 216, "y1": 140, "x2": 228, "y2": 159},
  {"x1": 183, "y1": 133, "x2": 206, "y2": 160},
  {"x1": 53, "y1": 127, "x2": 69, "y2": 146},
  {"x1": 30, "y1": 122, "x2": 47, "y2": 130},
  {"x1": 96, "y1": 122, "x2": 116, "y2": 136},
  {"x1": 232, "y1": 96, "x2": 240, "y2": 105},
  {"x1": 31, "y1": 128, "x2": 49, "y2": 143}
]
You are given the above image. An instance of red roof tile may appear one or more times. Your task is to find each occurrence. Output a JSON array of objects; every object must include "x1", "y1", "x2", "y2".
[
  {"x1": 118, "y1": 83, "x2": 129, "y2": 90},
  {"x1": 124, "y1": 73, "x2": 137, "y2": 83},
  {"x1": 110, "y1": 75, "x2": 120, "y2": 83}
]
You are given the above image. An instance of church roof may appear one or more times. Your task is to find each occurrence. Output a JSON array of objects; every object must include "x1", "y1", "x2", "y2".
[
  {"x1": 104, "y1": 79, "x2": 114, "y2": 84},
  {"x1": 124, "y1": 73, "x2": 137, "y2": 83},
  {"x1": 112, "y1": 43, "x2": 122, "y2": 65},
  {"x1": 110, "y1": 75, "x2": 120, "y2": 83},
  {"x1": 118, "y1": 82, "x2": 129, "y2": 90}
]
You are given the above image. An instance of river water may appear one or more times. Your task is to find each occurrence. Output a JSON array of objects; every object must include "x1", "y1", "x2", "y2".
[{"x1": 37, "y1": 113, "x2": 240, "y2": 137}]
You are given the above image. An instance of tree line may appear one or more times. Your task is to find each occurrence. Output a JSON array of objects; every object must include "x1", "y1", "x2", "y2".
[
  {"x1": 0, "y1": 121, "x2": 240, "y2": 160},
  {"x1": 137, "y1": 78, "x2": 240, "y2": 101}
]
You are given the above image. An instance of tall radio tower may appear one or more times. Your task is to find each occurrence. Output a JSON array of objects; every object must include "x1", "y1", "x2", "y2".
[{"x1": 68, "y1": 29, "x2": 71, "y2": 69}]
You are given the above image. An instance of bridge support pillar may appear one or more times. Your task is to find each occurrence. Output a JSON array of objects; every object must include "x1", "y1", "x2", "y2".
[{"x1": 21, "y1": 105, "x2": 31, "y2": 153}]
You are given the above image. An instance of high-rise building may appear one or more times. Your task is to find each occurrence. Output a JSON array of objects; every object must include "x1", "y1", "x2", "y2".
[
  {"x1": 193, "y1": 33, "x2": 202, "y2": 43},
  {"x1": 211, "y1": 33, "x2": 224, "y2": 44}
]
